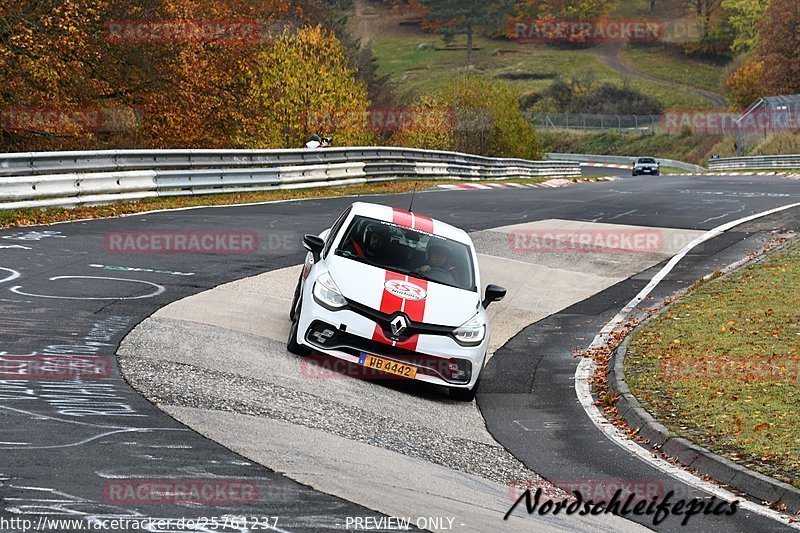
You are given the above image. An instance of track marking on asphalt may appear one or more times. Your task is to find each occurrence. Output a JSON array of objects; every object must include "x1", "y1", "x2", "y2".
[
  {"x1": 0, "y1": 267, "x2": 21, "y2": 284},
  {"x1": 575, "y1": 201, "x2": 800, "y2": 528},
  {"x1": 89, "y1": 264, "x2": 195, "y2": 277},
  {"x1": 8, "y1": 276, "x2": 166, "y2": 300},
  {"x1": 1, "y1": 230, "x2": 65, "y2": 241},
  {"x1": 0, "y1": 404, "x2": 190, "y2": 450}
]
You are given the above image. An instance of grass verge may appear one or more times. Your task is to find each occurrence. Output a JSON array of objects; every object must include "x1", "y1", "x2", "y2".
[
  {"x1": 626, "y1": 239, "x2": 800, "y2": 489},
  {"x1": 542, "y1": 131, "x2": 726, "y2": 166},
  {"x1": 0, "y1": 177, "x2": 559, "y2": 230},
  {"x1": 369, "y1": 30, "x2": 712, "y2": 110},
  {"x1": 621, "y1": 45, "x2": 727, "y2": 94}
]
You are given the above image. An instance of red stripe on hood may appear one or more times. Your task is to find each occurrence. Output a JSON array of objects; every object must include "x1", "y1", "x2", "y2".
[
  {"x1": 372, "y1": 270, "x2": 405, "y2": 346},
  {"x1": 402, "y1": 277, "x2": 428, "y2": 323},
  {"x1": 371, "y1": 271, "x2": 428, "y2": 352}
]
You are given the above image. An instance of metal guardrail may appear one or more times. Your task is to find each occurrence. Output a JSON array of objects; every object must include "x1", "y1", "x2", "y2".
[
  {"x1": 530, "y1": 112, "x2": 662, "y2": 134},
  {"x1": 708, "y1": 154, "x2": 800, "y2": 172},
  {"x1": 0, "y1": 147, "x2": 581, "y2": 210},
  {"x1": 545, "y1": 153, "x2": 706, "y2": 173}
]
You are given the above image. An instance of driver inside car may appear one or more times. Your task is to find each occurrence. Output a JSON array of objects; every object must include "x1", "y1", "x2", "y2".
[
  {"x1": 418, "y1": 243, "x2": 458, "y2": 280},
  {"x1": 342, "y1": 222, "x2": 390, "y2": 264}
]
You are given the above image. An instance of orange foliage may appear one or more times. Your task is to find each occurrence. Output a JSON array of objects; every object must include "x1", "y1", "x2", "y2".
[
  {"x1": 726, "y1": 60, "x2": 764, "y2": 110},
  {"x1": 0, "y1": 0, "x2": 355, "y2": 151}
]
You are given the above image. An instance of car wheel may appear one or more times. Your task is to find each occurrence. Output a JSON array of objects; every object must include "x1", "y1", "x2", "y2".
[
  {"x1": 449, "y1": 377, "x2": 481, "y2": 402},
  {"x1": 289, "y1": 274, "x2": 302, "y2": 320},
  {"x1": 287, "y1": 296, "x2": 310, "y2": 356}
]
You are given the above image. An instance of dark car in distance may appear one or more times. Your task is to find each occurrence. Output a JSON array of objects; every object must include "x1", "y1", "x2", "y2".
[{"x1": 632, "y1": 157, "x2": 660, "y2": 176}]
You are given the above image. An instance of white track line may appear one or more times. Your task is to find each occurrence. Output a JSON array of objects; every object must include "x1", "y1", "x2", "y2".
[
  {"x1": 0, "y1": 267, "x2": 21, "y2": 284},
  {"x1": 575, "y1": 201, "x2": 800, "y2": 528}
]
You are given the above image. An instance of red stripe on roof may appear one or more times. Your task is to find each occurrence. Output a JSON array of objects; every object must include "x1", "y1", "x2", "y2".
[
  {"x1": 392, "y1": 209, "x2": 415, "y2": 229},
  {"x1": 392, "y1": 208, "x2": 435, "y2": 234}
]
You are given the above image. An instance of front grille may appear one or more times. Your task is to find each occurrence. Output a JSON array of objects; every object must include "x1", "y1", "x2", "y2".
[
  {"x1": 305, "y1": 320, "x2": 471, "y2": 384},
  {"x1": 345, "y1": 298, "x2": 456, "y2": 342}
]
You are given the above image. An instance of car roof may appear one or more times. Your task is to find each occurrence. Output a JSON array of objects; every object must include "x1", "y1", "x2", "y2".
[{"x1": 349, "y1": 202, "x2": 473, "y2": 245}]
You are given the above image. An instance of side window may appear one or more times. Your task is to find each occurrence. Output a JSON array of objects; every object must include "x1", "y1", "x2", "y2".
[{"x1": 323, "y1": 206, "x2": 352, "y2": 258}]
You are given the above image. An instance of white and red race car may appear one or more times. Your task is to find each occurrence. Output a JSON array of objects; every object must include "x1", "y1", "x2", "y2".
[{"x1": 287, "y1": 202, "x2": 506, "y2": 401}]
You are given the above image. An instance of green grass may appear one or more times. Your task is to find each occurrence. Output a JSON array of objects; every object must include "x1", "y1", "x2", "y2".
[
  {"x1": 621, "y1": 45, "x2": 727, "y2": 94},
  {"x1": 370, "y1": 32, "x2": 713, "y2": 109},
  {"x1": 372, "y1": 33, "x2": 609, "y2": 98},
  {"x1": 610, "y1": 0, "x2": 651, "y2": 18},
  {"x1": 542, "y1": 131, "x2": 725, "y2": 165},
  {"x1": 626, "y1": 241, "x2": 800, "y2": 489},
  {"x1": 749, "y1": 132, "x2": 800, "y2": 156}
]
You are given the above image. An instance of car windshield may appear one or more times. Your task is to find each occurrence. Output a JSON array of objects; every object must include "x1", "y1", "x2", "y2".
[
  {"x1": 638, "y1": 158, "x2": 657, "y2": 164},
  {"x1": 335, "y1": 215, "x2": 476, "y2": 291}
]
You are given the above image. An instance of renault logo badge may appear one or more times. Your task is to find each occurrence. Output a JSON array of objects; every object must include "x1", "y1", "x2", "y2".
[{"x1": 390, "y1": 315, "x2": 408, "y2": 337}]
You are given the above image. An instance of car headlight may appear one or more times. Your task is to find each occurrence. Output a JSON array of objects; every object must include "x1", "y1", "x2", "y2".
[
  {"x1": 313, "y1": 272, "x2": 347, "y2": 310},
  {"x1": 453, "y1": 313, "x2": 486, "y2": 346}
]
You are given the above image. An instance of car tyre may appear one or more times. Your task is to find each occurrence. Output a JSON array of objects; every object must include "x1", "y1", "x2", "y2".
[
  {"x1": 287, "y1": 294, "x2": 310, "y2": 356},
  {"x1": 449, "y1": 377, "x2": 481, "y2": 402},
  {"x1": 289, "y1": 274, "x2": 302, "y2": 320}
]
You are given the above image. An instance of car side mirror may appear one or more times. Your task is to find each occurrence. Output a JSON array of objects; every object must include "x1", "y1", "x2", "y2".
[
  {"x1": 303, "y1": 234, "x2": 325, "y2": 263},
  {"x1": 482, "y1": 284, "x2": 506, "y2": 309}
]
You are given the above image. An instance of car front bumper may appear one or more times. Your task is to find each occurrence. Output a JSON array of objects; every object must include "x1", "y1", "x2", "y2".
[{"x1": 297, "y1": 295, "x2": 486, "y2": 389}]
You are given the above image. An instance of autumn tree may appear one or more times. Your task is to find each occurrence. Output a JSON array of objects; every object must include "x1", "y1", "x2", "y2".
[
  {"x1": 236, "y1": 26, "x2": 374, "y2": 148},
  {"x1": 512, "y1": 0, "x2": 617, "y2": 24},
  {"x1": 679, "y1": 0, "x2": 734, "y2": 55},
  {"x1": 726, "y1": 60, "x2": 763, "y2": 109},
  {"x1": 721, "y1": 0, "x2": 769, "y2": 53},
  {"x1": 392, "y1": 75, "x2": 542, "y2": 159},
  {"x1": 0, "y1": 0, "x2": 117, "y2": 149},
  {"x1": 508, "y1": 0, "x2": 619, "y2": 45},
  {"x1": 415, "y1": 0, "x2": 512, "y2": 65},
  {"x1": 0, "y1": 0, "x2": 356, "y2": 151},
  {"x1": 686, "y1": 0, "x2": 723, "y2": 28},
  {"x1": 757, "y1": 0, "x2": 800, "y2": 96}
]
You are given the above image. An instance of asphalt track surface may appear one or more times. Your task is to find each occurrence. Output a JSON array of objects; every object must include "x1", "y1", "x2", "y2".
[{"x1": 1, "y1": 169, "x2": 799, "y2": 532}]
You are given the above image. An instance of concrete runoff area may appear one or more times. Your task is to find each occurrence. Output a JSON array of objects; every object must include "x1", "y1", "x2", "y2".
[{"x1": 117, "y1": 219, "x2": 704, "y2": 532}]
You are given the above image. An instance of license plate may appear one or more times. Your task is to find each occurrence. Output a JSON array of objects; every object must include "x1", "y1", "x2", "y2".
[{"x1": 359, "y1": 353, "x2": 417, "y2": 379}]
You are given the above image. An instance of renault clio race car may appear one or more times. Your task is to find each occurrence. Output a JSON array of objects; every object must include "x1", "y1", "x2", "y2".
[{"x1": 287, "y1": 202, "x2": 506, "y2": 401}]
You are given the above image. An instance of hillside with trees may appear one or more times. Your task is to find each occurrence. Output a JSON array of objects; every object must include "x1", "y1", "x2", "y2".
[
  {"x1": 0, "y1": 0, "x2": 375, "y2": 152},
  {"x1": 2, "y1": 0, "x2": 799, "y2": 159}
]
